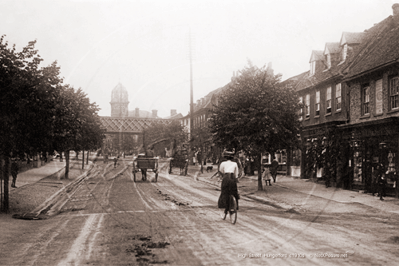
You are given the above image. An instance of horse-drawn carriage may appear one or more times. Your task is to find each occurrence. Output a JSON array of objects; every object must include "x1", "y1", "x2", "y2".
[
  {"x1": 132, "y1": 154, "x2": 159, "y2": 182},
  {"x1": 169, "y1": 148, "x2": 188, "y2": 176}
]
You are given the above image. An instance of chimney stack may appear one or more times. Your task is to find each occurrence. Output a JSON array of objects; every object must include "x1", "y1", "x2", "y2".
[
  {"x1": 135, "y1": 107, "x2": 139, "y2": 117},
  {"x1": 393, "y1": 3, "x2": 399, "y2": 25},
  {"x1": 171, "y1": 109, "x2": 177, "y2": 116},
  {"x1": 152, "y1": 110, "x2": 158, "y2": 118}
]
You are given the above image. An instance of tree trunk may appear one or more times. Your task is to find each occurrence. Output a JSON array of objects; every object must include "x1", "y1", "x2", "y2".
[
  {"x1": 287, "y1": 148, "x2": 292, "y2": 176},
  {"x1": 1, "y1": 155, "x2": 10, "y2": 213},
  {"x1": 65, "y1": 150, "x2": 70, "y2": 179},
  {"x1": 82, "y1": 149, "x2": 85, "y2": 169},
  {"x1": 257, "y1": 153, "x2": 263, "y2": 191},
  {"x1": 75, "y1": 150, "x2": 79, "y2": 160},
  {"x1": 87, "y1": 150, "x2": 89, "y2": 165}
]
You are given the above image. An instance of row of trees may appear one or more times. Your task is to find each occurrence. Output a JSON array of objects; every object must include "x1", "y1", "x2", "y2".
[{"x1": 0, "y1": 36, "x2": 104, "y2": 212}]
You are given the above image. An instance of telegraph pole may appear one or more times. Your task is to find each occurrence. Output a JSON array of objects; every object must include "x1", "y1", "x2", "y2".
[{"x1": 189, "y1": 28, "x2": 194, "y2": 164}]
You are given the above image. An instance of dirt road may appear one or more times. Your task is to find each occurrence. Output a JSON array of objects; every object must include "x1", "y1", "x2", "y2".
[{"x1": 1, "y1": 159, "x2": 399, "y2": 265}]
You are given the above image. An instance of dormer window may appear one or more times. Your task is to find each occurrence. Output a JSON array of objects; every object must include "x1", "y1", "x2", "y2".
[
  {"x1": 341, "y1": 44, "x2": 348, "y2": 61},
  {"x1": 326, "y1": 54, "x2": 331, "y2": 69},
  {"x1": 310, "y1": 61, "x2": 316, "y2": 76}
]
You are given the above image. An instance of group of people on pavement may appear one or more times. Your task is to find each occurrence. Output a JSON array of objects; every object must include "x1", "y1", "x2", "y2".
[{"x1": 262, "y1": 159, "x2": 279, "y2": 187}]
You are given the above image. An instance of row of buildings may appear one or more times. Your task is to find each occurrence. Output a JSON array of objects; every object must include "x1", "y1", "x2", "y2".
[{"x1": 181, "y1": 4, "x2": 399, "y2": 193}]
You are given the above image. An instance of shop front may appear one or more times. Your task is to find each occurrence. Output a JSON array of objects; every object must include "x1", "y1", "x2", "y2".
[{"x1": 342, "y1": 117, "x2": 399, "y2": 193}]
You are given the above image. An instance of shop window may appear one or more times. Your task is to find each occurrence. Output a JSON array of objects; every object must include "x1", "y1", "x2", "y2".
[
  {"x1": 362, "y1": 84, "x2": 370, "y2": 115},
  {"x1": 326, "y1": 87, "x2": 332, "y2": 113},
  {"x1": 336, "y1": 83, "x2": 341, "y2": 111},
  {"x1": 389, "y1": 76, "x2": 399, "y2": 110},
  {"x1": 315, "y1": 91, "x2": 320, "y2": 116},
  {"x1": 305, "y1": 94, "x2": 310, "y2": 118}
]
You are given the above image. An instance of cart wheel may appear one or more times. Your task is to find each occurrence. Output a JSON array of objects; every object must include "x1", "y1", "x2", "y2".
[{"x1": 133, "y1": 171, "x2": 136, "y2": 182}]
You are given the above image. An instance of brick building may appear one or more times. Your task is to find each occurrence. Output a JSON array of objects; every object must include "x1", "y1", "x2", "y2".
[{"x1": 285, "y1": 4, "x2": 399, "y2": 193}]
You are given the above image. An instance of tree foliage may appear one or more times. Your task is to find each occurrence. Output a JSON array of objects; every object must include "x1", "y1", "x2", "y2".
[
  {"x1": 144, "y1": 120, "x2": 188, "y2": 152},
  {"x1": 209, "y1": 62, "x2": 301, "y2": 190},
  {"x1": 0, "y1": 35, "x2": 104, "y2": 211}
]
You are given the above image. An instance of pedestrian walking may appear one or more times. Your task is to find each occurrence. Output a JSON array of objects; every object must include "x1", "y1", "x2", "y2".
[
  {"x1": 114, "y1": 156, "x2": 119, "y2": 168},
  {"x1": 377, "y1": 166, "x2": 387, "y2": 200},
  {"x1": 270, "y1": 158, "x2": 279, "y2": 183},
  {"x1": 371, "y1": 164, "x2": 380, "y2": 196},
  {"x1": 263, "y1": 166, "x2": 272, "y2": 186},
  {"x1": 11, "y1": 160, "x2": 19, "y2": 188},
  {"x1": 324, "y1": 162, "x2": 332, "y2": 188}
]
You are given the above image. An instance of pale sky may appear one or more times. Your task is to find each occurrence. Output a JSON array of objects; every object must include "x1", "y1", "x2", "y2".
[{"x1": 1, "y1": 0, "x2": 396, "y2": 117}]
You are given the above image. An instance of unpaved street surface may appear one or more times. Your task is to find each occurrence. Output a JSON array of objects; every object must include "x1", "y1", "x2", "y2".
[{"x1": 1, "y1": 159, "x2": 399, "y2": 265}]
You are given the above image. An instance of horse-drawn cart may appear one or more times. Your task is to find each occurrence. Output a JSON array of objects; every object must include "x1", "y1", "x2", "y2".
[
  {"x1": 169, "y1": 150, "x2": 188, "y2": 176},
  {"x1": 132, "y1": 154, "x2": 159, "y2": 182}
]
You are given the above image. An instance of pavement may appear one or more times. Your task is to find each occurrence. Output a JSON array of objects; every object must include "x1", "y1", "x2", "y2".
[
  {"x1": 187, "y1": 164, "x2": 399, "y2": 214},
  {"x1": 8, "y1": 160, "x2": 66, "y2": 191}
]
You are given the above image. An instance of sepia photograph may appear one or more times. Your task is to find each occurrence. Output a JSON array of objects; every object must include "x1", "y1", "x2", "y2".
[{"x1": 1, "y1": 0, "x2": 399, "y2": 265}]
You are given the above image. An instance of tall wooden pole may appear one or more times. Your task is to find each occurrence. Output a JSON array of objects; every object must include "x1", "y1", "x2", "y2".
[{"x1": 189, "y1": 29, "x2": 194, "y2": 164}]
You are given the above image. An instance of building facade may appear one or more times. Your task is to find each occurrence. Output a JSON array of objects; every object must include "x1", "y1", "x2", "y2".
[{"x1": 285, "y1": 4, "x2": 399, "y2": 195}]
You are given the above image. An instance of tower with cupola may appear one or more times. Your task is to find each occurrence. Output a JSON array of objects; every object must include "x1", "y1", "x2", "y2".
[{"x1": 110, "y1": 83, "x2": 129, "y2": 117}]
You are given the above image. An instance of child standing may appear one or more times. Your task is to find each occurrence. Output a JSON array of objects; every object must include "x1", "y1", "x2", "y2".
[{"x1": 263, "y1": 166, "x2": 272, "y2": 186}]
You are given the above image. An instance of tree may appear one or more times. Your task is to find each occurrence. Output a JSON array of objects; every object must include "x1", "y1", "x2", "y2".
[
  {"x1": 144, "y1": 120, "x2": 188, "y2": 154},
  {"x1": 52, "y1": 86, "x2": 104, "y2": 178},
  {"x1": 0, "y1": 36, "x2": 63, "y2": 212},
  {"x1": 191, "y1": 126, "x2": 212, "y2": 172},
  {"x1": 209, "y1": 62, "x2": 301, "y2": 190}
]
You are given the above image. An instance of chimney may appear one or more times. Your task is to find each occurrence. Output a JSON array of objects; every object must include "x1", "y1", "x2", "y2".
[
  {"x1": 171, "y1": 109, "x2": 177, "y2": 116},
  {"x1": 393, "y1": 3, "x2": 399, "y2": 25},
  {"x1": 266, "y1": 62, "x2": 274, "y2": 75},
  {"x1": 152, "y1": 110, "x2": 158, "y2": 118},
  {"x1": 135, "y1": 107, "x2": 139, "y2": 117}
]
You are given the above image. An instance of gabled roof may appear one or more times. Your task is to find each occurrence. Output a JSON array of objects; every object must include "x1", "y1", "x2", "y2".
[
  {"x1": 309, "y1": 50, "x2": 324, "y2": 63},
  {"x1": 324, "y1": 42, "x2": 340, "y2": 55},
  {"x1": 340, "y1": 32, "x2": 366, "y2": 46},
  {"x1": 345, "y1": 16, "x2": 399, "y2": 79}
]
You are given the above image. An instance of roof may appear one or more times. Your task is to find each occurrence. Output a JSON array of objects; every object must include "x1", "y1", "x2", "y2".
[
  {"x1": 110, "y1": 83, "x2": 129, "y2": 103},
  {"x1": 163, "y1": 113, "x2": 183, "y2": 119},
  {"x1": 340, "y1": 32, "x2": 366, "y2": 45},
  {"x1": 345, "y1": 16, "x2": 399, "y2": 78},
  {"x1": 128, "y1": 109, "x2": 155, "y2": 118},
  {"x1": 324, "y1": 42, "x2": 340, "y2": 55},
  {"x1": 280, "y1": 71, "x2": 309, "y2": 91},
  {"x1": 309, "y1": 50, "x2": 324, "y2": 63}
]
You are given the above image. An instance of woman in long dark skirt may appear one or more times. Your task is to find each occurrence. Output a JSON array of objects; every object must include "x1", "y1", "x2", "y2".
[{"x1": 218, "y1": 173, "x2": 239, "y2": 214}]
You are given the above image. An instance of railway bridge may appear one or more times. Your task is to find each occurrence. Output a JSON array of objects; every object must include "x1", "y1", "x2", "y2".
[{"x1": 99, "y1": 116, "x2": 172, "y2": 156}]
